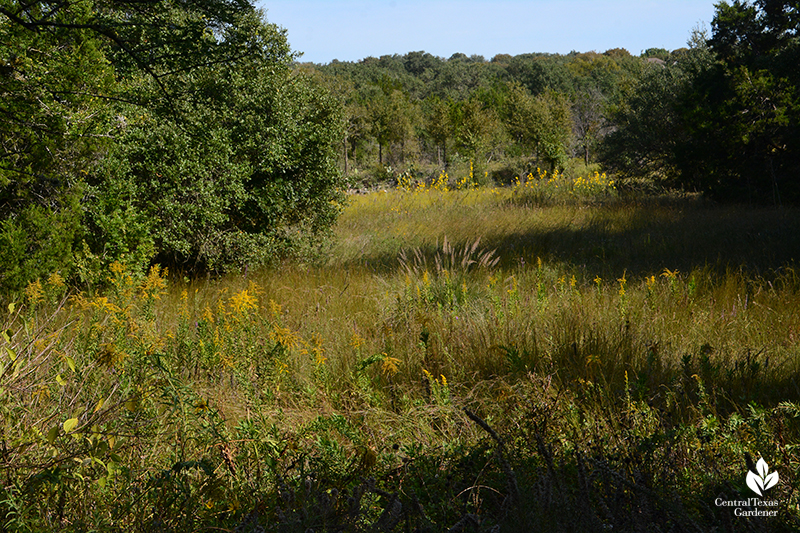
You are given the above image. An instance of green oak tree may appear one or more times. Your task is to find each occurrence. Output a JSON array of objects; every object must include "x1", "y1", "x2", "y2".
[{"x1": 1, "y1": 0, "x2": 344, "y2": 289}]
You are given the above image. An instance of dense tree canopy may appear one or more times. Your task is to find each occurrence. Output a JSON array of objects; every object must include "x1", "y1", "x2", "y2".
[
  {"x1": 313, "y1": 48, "x2": 644, "y2": 182},
  {"x1": 307, "y1": 1, "x2": 799, "y2": 205},
  {"x1": 0, "y1": 0, "x2": 344, "y2": 290},
  {"x1": 602, "y1": 0, "x2": 800, "y2": 203}
]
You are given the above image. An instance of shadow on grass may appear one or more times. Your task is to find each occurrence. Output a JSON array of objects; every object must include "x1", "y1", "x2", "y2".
[{"x1": 341, "y1": 196, "x2": 800, "y2": 280}]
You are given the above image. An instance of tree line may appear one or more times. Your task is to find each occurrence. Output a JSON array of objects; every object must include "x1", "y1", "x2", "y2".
[
  {"x1": 306, "y1": 0, "x2": 799, "y2": 206},
  {"x1": 306, "y1": 47, "x2": 651, "y2": 183},
  {"x1": 1, "y1": 0, "x2": 798, "y2": 292}
]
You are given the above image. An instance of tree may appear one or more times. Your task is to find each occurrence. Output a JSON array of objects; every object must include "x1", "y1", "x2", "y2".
[
  {"x1": 84, "y1": 9, "x2": 344, "y2": 274},
  {"x1": 503, "y1": 83, "x2": 572, "y2": 170},
  {"x1": 1, "y1": 1, "x2": 345, "y2": 288},
  {"x1": 1, "y1": 1, "x2": 116, "y2": 289},
  {"x1": 599, "y1": 53, "x2": 705, "y2": 183},
  {"x1": 367, "y1": 83, "x2": 417, "y2": 166},
  {"x1": 572, "y1": 88, "x2": 606, "y2": 165},
  {"x1": 450, "y1": 96, "x2": 502, "y2": 183},
  {"x1": 603, "y1": 1, "x2": 800, "y2": 203},
  {"x1": 692, "y1": 0, "x2": 800, "y2": 202},
  {"x1": 422, "y1": 96, "x2": 454, "y2": 167},
  {"x1": 506, "y1": 54, "x2": 572, "y2": 96},
  {"x1": 404, "y1": 51, "x2": 440, "y2": 77}
]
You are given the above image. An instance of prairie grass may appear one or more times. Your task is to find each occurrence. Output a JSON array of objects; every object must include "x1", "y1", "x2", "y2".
[{"x1": 2, "y1": 186, "x2": 800, "y2": 531}]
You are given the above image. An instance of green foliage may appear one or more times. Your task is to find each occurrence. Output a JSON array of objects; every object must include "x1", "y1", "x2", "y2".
[
  {"x1": 0, "y1": 1, "x2": 115, "y2": 290},
  {"x1": 366, "y1": 85, "x2": 417, "y2": 165},
  {"x1": 315, "y1": 49, "x2": 648, "y2": 180},
  {"x1": 600, "y1": 45, "x2": 713, "y2": 184},
  {"x1": 450, "y1": 96, "x2": 503, "y2": 181},
  {"x1": 1, "y1": 1, "x2": 344, "y2": 290},
  {"x1": 684, "y1": 0, "x2": 800, "y2": 203},
  {"x1": 604, "y1": 1, "x2": 800, "y2": 203},
  {"x1": 503, "y1": 83, "x2": 573, "y2": 170}
]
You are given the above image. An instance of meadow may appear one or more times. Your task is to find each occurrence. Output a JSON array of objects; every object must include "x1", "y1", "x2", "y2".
[{"x1": 2, "y1": 173, "x2": 800, "y2": 532}]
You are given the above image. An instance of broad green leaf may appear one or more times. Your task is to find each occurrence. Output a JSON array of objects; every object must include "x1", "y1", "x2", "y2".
[
  {"x1": 63, "y1": 418, "x2": 79, "y2": 433},
  {"x1": 7, "y1": 303, "x2": 14, "y2": 315},
  {"x1": 46, "y1": 426, "x2": 60, "y2": 444},
  {"x1": 66, "y1": 356, "x2": 76, "y2": 372},
  {"x1": 5, "y1": 347, "x2": 16, "y2": 362},
  {"x1": 56, "y1": 374, "x2": 66, "y2": 386}
]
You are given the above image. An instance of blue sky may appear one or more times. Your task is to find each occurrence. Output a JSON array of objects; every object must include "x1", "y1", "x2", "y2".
[{"x1": 256, "y1": 0, "x2": 717, "y2": 64}]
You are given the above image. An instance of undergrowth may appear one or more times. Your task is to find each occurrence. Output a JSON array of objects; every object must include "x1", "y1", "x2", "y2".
[{"x1": 2, "y1": 187, "x2": 800, "y2": 531}]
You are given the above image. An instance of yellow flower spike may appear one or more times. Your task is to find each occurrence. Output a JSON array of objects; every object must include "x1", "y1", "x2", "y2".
[
  {"x1": 24, "y1": 279, "x2": 44, "y2": 305},
  {"x1": 381, "y1": 353, "x2": 400, "y2": 377},
  {"x1": 110, "y1": 261, "x2": 125, "y2": 277},
  {"x1": 46, "y1": 272, "x2": 65, "y2": 290},
  {"x1": 272, "y1": 324, "x2": 302, "y2": 351},
  {"x1": 268, "y1": 299, "x2": 282, "y2": 319},
  {"x1": 179, "y1": 289, "x2": 190, "y2": 320},
  {"x1": 202, "y1": 304, "x2": 214, "y2": 324},
  {"x1": 661, "y1": 268, "x2": 679, "y2": 279},
  {"x1": 140, "y1": 265, "x2": 168, "y2": 300},
  {"x1": 617, "y1": 272, "x2": 627, "y2": 296},
  {"x1": 350, "y1": 331, "x2": 365, "y2": 349},
  {"x1": 229, "y1": 288, "x2": 258, "y2": 316}
]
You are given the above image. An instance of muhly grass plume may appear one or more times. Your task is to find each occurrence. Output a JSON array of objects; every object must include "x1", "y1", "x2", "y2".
[{"x1": 2, "y1": 187, "x2": 800, "y2": 531}]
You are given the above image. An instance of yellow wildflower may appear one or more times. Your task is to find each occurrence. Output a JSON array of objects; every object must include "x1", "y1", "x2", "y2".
[
  {"x1": 24, "y1": 279, "x2": 44, "y2": 305},
  {"x1": 229, "y1": 289, "x2": 258, "y2": 315},
  {"x1": 46, "y1": 272, "x2": 65, "y2": 290},
  {"x1": 381, "y1": 353, "x2": 400, "y2": 376},
  {"x1": 140, "y1": 265, "x2": 168, "y2": 300},
  {"x1": 351, "y1": 331, "x2": 365, "y2": 349}
]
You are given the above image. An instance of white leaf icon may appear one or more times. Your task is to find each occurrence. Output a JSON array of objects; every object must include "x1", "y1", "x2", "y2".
[
  {"x1": 763, "y1": 471, "x2": 779, "y2": 491},
  {"x1": 746, "y1": 457, "x2": 779, "y2": 496},
  {"x1": 757, "y1": 457, "x2": 769, "y2": 477},
  {"x1": 746, "y1": 470, "x2": 764, "y2": 496}
]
